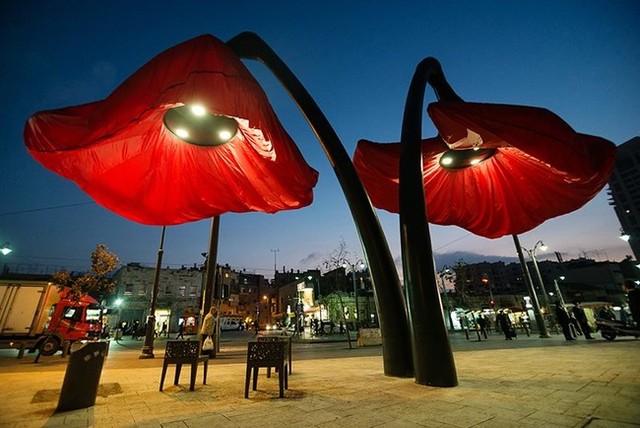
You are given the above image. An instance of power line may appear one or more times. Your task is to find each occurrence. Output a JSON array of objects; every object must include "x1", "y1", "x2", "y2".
[
  {"x1": 0, "y1": 202, "x2": 95, "y2": 216},
  {"x1": 435, "y1": 232, "x2": 472, "y2": 252}
]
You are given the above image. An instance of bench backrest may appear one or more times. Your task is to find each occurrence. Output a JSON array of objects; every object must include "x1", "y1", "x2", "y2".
[
  {"x1": 247, "y1": 341, "x2": 287, "y2": 365},
  {"x1": 165, "y1": 340, "x2": 200, "y2": 363}
]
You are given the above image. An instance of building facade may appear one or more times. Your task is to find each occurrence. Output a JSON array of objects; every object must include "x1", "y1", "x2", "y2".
[{"x1": 608, "y1": 136, "x2": 640, "y2": 260}]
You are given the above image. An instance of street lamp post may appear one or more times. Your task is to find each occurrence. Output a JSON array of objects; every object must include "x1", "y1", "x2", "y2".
[
  {"x1": 524, "y1": 240, "x2": 555, "y2": 330},
  {"x1": 481, "y1": 275, "x2": 494, "y2": 303},
  {"x1": 114, "y1": 298, "x2": 123, "y2": 341},
  {"x1": 513, "y1": 235, "x2": 550, "y2": 338},
  {"x1": 438, "y1": 267, "x2": 455, "y2": 331},
  {"x1": 554, "y1": 276, "x2": 567, "y2": 308},
  {"x1": 342, "y1": 260, "x2": 364, "y2": 329},
  {"x1": 140, "y1": 226, "x2": 166, "y2": 359}
]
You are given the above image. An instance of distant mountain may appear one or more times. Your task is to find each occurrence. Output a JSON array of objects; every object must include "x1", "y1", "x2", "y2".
[{"x1": 434, "y1": 251, "x2": 520, "y2": 270}]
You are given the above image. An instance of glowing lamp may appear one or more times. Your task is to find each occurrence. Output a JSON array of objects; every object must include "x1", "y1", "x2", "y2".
[{"x1": 24, "y1": 34, "x2": 318, "y2": 226}]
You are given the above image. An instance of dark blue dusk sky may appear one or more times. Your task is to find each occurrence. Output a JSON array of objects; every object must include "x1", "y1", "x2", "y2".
[{"x1": 1, "y1": 1, "x2": 639, "y2": 277}]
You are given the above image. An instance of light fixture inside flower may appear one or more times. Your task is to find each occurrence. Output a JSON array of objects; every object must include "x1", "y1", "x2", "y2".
[
  {"x1": 438, "y1": 148, "x2": 496, "y2": 169},
  {"x1": 163, "y1": 105, "x2": 238, "y2": 146},
  {"x1": 24, "y1": 34, "x2": 319, "y2": 225}
]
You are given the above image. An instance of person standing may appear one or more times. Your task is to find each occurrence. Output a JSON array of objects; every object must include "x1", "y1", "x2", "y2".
[
  {"x1": 554, "y1": 301, "x2": 575, "y2": 340},
  {"x1": 200, "y1": 307, "x2": 216, "y2": 357},
  {"x1": 622, "y1": 280, "x2": 640, "y2": 326},
  {"x1": 572, "y1": 301, "x2": 594, "y2": 339},
  {"x1": 477, "y1": 314, "x2": 488, "y2": 339},
  {"x1": 496, "y1": 310, "x2": 514, "y2": 340}
]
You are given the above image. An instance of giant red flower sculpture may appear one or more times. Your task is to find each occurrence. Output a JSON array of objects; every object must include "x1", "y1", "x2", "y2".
[
  {"x1": 355, "y1": 101, "x2": 616, "y2": 238},
  {"x1": 24, "y1": 34, "x2": 318, "y2": 225}
]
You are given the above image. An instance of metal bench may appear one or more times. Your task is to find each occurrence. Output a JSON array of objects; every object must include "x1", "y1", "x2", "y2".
[
  {"x1": 160, "y1": 340, "x2": 208, "y2": 391},
  {"x1": 244, "y1": 340, "x2": 288, "y2": 398},
  {"x1": 257, "y1": 335, "x2": 292, "y2": 375}
]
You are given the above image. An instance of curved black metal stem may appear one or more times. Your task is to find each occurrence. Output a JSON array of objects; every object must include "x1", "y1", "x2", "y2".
[
  {"x1": 399, "y1": 57, "x2": 458, "y2": 386},
  {"x1": 227, "y1": 32, "x2": 413, "y2": 377}
]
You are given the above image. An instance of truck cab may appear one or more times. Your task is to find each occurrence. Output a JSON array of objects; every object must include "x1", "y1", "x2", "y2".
[{"x1": 0, "y1": 281, "x2": 104, "y2": 356}]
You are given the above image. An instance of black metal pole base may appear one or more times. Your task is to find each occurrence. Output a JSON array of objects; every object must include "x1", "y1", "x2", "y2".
[
  {"x1": 139, "y1": 315, "x2": 156, "y2": 359},
  {"x1": 139, "y1": 347, "x2": 154, "y2": 359}
]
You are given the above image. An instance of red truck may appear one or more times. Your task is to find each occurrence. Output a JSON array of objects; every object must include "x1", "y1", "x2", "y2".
[{"x1": 0, "y1": 280, "x2": 103, "y2": 356}]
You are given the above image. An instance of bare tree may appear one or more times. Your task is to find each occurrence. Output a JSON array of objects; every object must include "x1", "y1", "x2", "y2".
[{"x1": 322, "y1": 236, "x2": 352, "y2": 270}]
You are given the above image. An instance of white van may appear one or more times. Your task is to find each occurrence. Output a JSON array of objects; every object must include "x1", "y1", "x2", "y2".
[{"x1": 219, "y1": 317, "x2": 244, "y2": 331}]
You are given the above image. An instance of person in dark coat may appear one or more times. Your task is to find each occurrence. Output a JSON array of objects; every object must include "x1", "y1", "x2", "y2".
[
  {"x1": 622, "y1": 280, "x2": 640, "y2": 326},
  {"x1": 496, "y1": 310, "x2": 514, "y2": 340},
  {"x1": 175, "y1": 322, "x2": 185, "y2": 339},
  {"x1": 571, "y1": 301, "x2": 594, "y2": 339},
  {"x1": 554, "y1": 301, "x2": 575, "y2": 340}
]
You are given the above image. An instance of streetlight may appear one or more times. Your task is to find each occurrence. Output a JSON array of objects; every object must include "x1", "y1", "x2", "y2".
[
  {"x1": 620, "y1": 228, "x2": 631, "y2": 242},
  {"x1": 140, "y1": 226, "x2": 166, "y2": 359},
  {"x1": 553, "y1": 276, "x2": 567, "y2": 308},
  {"x1": 263, "y1": 295, "x2": 271, "y2": 325},
  {"x1": 437, "y1": 267, "x2": 455, "y2": 331},
  {"x1": 342, "y1": 260, "x2": 365, "y2": 329},
  {"x1": 513, "y1": 235, "x2": 550, "y2": 338},
  {"x1": 525, "y1": 241, "x2": 551, "y2": 307},
  {"x1": 481, "y1": 274, "x2": 494, "y2": 303},
  {"x1": 0, "y1": 242, "x2": 12, "y2": 256},
  {"x1": 523, "y1": 240, "x2": 556, "y2": 331},
  {"x1": 114, "y1": 298, "x2": 124, "y2": 341}
]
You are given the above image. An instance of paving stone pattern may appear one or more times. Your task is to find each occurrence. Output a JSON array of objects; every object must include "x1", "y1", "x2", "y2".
[{"x1": 0, "y1": 339, "x2": 638, "y2": 427}]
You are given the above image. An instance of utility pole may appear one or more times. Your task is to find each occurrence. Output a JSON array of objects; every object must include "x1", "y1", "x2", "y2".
[{"x1": 270, "y1": 248, "x2": 279, "y2": 278}]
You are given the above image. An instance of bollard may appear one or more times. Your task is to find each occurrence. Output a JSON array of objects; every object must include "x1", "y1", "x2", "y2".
[{"x1": 56, "y1": 340, "x2": 109, "y2": 412}]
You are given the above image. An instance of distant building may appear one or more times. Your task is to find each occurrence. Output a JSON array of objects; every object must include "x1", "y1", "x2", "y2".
[
  {"x1": 450, "y1": 258, "x2": 635, "y2": 310},
  {"x1": 608, "y1": 136, "x2": 640, "y2": 260},
  {"x1": 110, "y1": 263, "x2": 267, "y2": 334}
]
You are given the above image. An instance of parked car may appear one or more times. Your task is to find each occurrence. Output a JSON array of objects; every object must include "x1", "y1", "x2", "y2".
[{"x1": 219, "y1": 318, "x2": 243, "y2": 331}]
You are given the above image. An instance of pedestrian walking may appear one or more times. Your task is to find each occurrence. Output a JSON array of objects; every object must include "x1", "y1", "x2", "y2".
[
  {"x1": 554, "y1": 301, "x2": 575, "y2": 340},
  {"x1": 175, "y1": 321, "x2": 185, "y2": 339},
  {"x1": 160, "y1": 321, "x2": 168, "y2": 337},
  {"x1": 519, "y1": 315, "x2": 531, "y2": 337},
  {"x1": 572, "y1": 301, "x2": 594, "y2": 339},
  {"x1": 131, "y1": 320, "x2": 140, "y2": 339}
]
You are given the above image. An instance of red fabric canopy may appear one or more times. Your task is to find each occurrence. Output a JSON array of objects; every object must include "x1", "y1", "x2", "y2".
[
  {"x1": 354, "y1": 101, "x2": 616, "y2": 239},
  {"x1": 24, "y1": 34, "x2": 318, "y2": 225}
]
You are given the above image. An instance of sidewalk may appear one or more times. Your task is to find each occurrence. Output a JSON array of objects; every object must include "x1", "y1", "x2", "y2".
[{"x1": 0, "y1": 336, "x2": 638, "y2": 427}]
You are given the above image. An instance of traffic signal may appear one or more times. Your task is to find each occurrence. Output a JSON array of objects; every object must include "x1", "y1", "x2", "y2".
[{"x1": 489, "y1": 300, "x2": 495, "y2": 307}]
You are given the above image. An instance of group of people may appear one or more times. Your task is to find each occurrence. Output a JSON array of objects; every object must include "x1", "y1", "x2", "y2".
[
  {"x1": 554, "y1": 279, "x2": 640, "y2": 340},
  {"x1": 554, "y1": 300, "x2": 594, "y2": 340}
]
